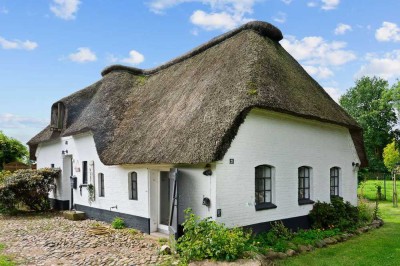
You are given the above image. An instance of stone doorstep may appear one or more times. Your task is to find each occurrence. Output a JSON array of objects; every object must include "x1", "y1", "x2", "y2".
[{"x1": 63, "y1": 211, "x2": 86, "y2": 221}]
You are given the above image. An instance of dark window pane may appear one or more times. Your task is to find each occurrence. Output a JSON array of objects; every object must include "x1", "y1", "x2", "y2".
[{"x1": 82, "y1": 161, "x2": 88, "y2": 184}]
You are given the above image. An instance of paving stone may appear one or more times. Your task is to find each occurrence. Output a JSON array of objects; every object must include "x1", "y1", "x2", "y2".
[{"x1": 0, "y1": 212, "x2": 162, "y2": 265}]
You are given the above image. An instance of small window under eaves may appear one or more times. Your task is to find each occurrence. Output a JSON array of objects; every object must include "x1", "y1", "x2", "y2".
[{"x1": 50, "y1": 102, "x2": 65, "y2": 131}]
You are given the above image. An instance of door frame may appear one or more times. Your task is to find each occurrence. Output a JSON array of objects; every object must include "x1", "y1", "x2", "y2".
[{"x1": 149, "y1": 168, "x2": 171, "y2": 233}]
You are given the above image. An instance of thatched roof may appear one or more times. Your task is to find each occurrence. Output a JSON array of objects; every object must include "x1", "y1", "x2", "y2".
[{"x1": 28, "y1": 21, "x2": 367, "y2": 167}]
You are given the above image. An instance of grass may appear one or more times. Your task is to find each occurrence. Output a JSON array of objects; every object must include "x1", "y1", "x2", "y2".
[
  {"x1": 277, "y1": 201, "x2": 400, "y2": 266},
  {"x1": 0, "y1": 243, "x2": 15, "y2": 266},
  {"x1": 358, "y1": 180, "x2": 400, "y2": 202}
]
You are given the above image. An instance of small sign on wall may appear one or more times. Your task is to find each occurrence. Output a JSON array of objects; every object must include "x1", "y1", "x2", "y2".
[
  {"x1": 217, "y1": 209, "x2": 222, "y2": 217},
  {"x1": 229, "y1": 159, "x2": 234, "y2": 164}
]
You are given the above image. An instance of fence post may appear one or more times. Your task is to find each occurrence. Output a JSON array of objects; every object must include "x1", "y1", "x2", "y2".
[{"x1": 384, "y1": 174, "x2": 387, "y2": 200}]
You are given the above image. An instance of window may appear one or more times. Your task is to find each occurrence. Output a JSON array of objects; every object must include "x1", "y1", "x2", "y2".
[
  {"x1": 82, "y1": 161, "x2": 88, "y2": 184},
  {"x1": 330, "y1": 167, "x2": 340, "y2": 197},
  {"x1": 98, "y1": 173, "x2": 105, "y2": 197},
  {"x1": 255, "y1": 165, "x2": 276, "y2": 210},
  {"x1": 50, "y1": 102, "x2": 65, "y2": 131},
  {"x1": 298, "y1": 166, "x2": 313, "y2": 205},
  {"x1": 128, "y1": 172, "x2": 138, "y2": 200}
]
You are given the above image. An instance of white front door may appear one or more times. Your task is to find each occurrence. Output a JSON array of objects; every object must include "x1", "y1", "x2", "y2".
[
  {"x1": 158, "y1": 171, "x2": 171, "y2": 233},
  {"x1": 62, "y1": 155, "x2": 73, "y2": 209}
]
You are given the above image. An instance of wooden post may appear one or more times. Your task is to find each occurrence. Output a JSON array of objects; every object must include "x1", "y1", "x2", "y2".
[{"x1": 393, "y1": 167, "x2": 398, "y2": 208}]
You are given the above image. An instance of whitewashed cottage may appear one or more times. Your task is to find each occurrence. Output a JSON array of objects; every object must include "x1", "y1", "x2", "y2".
[{"x1": 28, "y1": 21, "x2": 367, "y2": 236}]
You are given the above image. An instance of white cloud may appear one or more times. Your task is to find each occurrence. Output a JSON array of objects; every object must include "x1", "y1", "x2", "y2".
[
  {"x1": 321, "y1": 0, "x2": 340, "y2": 10},
  {"x1": 119, "y1": 50, "x2": 145, "y2": 66},
  {"x1": 149, "y1": 0, "x2": 256, "y2": 31},
  {"x1": 0, "y1": 113, "x2": 48, "y2": 129},
  {"x1": 281, "y1": 0, "x2": 292, "y2": 4},
  {"x1": 190, "y1": 10, "x2": 243, "y2": 31},
  {"x1": 334, "y1": 23, "x2": 352, "y2": 35},
  {"x1": 356, "y1": 50, "x2": 400, "y2": 80},
  {"x1": 0, "y1": 36, "x2": 38, "y2": 50},
  {"x1": 148, "y1": 0, "x2": 188, "y2": 13},
  {"x1": 50, "y1": 0, "x2": 81, "y2": 20},
  {"x1": 273, "y1": 12, "x2": 287, "y2": 24},
  {"x1": 281, "y1": 35, "x2": 356, "y2": 81},
  {"x1": 307, "y1": 0, "x2": 340, "y2": 10},
  {"x1": 375, "y1": 21, "x2": 400, "y2": 42},
  {"x1": 68, "y1": 47, "x2": 97, "y2": 63},
  {"x1": 281, "y1": 35, "x2": 356, "y2": 66},
  {"x1": 303, "y1": 65, "x2": 334, "y2": 79},
  {"x1": 324, "y1": 87, "x2": 341, "y2": 102}
]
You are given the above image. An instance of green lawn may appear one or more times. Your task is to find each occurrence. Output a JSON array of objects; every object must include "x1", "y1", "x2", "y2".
[
  {"x1": 277, "y1": 201, "x2": 400, "y2": 266},
  {"x1": 359, "y1": 180, "x2": 400, "y2": 202},
  {"x1": 0, "y1": 244, "x2": 15, "y2": 266}
]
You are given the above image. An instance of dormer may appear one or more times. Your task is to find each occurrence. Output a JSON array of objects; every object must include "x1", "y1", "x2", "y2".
[{"x1": 50, "y1": 102, "x2": 65, "y2": 131}]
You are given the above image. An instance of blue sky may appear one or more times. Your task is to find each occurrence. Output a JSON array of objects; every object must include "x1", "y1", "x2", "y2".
[{"x1": 1, "y1": 0, "x2": 399, "y2": 144}]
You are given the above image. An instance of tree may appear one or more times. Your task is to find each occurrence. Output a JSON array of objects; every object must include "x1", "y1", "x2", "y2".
[
  {"x1": 383, "y1": 140, "x2": 400, "y2": 172},
  {"x1": 0, "y1": 131, "x2": 28, "y2": 170},
  {"x1": 339, "y1": 77, "x2": 398, "y2": 172}
]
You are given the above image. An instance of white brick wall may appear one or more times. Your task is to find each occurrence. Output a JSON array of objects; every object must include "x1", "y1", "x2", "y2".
[
  {"x1": 215, "y1": 109, "x2": 359, "y2": 227},
  {"x1": 178, "y1": 166, "x2": 216, "y2": 223}
]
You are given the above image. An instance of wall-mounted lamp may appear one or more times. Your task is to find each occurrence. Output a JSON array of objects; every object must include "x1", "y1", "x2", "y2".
[
  {"x1": 203, "y1": 164, "x2": 212, "y2": 176},
  {"x1": 352, "y1": 162, "x2": 360, "y2": 170}
]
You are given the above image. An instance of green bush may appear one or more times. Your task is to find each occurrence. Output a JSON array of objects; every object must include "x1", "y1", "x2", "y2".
[
  {"x1": 111, "y1": 217, "x2": 125, "y2": 229},
  {"x1": 269, "y1": 220, "x2": 292, "y2": 240},
  {"x1": 253, "y1": 220, "x2": 341, "y2": 252},
  {"x1": 309, "y1": 196, "x2": 359, "y2": 231},
  {"x1": 0, "y1": 168, "x2": 59, "y2": 212},
  {"x1": 0, "y1": 171, "x2": 11, "y2": 185},
  {"x1": 358, "y1": 199, "x2": 375, "y2": 223},
  {"x1": 176, "y1": 209, "x2": 251, "y2": 263}
]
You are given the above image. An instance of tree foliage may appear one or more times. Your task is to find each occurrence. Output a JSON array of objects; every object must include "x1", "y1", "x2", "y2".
[
  {"x1": 0, "y1": 131, "x2": 28, "y2": 170},
  {"x1": 383, "y1": 140, "x2": 400, "y2": 172},
  {"x1": 339, "y1": 77, "x2": 399, "y2": 172}
]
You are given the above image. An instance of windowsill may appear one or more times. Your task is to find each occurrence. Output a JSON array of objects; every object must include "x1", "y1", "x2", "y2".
[
  {"x1": 298, "y1": 199, "x2": 315, "y2": 205},
  {"x1": 255, "y1": 202, "x2": 277, "y2": 211}
]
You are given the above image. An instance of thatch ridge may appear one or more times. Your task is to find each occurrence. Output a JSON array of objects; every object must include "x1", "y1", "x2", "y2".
[
  {"x1": 101, "y1": 21, "x2": 283, "y2": 77},
  {"x1": 28, "y1": 21, "x2": 367, "y2": 167}
]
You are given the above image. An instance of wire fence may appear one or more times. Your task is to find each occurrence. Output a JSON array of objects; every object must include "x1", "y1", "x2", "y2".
[{"x1": 358, "y1": 172, "x2": 399, "y2": 202}]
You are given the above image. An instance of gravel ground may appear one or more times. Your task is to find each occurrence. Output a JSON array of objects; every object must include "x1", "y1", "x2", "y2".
[{"x1": 0, "y1": 212, "x2": 171, "y2": 266}]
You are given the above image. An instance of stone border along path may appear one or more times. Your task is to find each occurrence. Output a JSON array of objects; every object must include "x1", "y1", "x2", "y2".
[{"x1": 0, "y1": 212, "x2": 172, "y2": 265}]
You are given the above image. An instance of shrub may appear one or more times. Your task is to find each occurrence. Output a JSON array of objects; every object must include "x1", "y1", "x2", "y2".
[
  {"x1": 269, "y1": 220, "x2": 292, "y2": 240},
  {"x1": 111, "y1": 217, "x2": 125, "y2": 229},
  {"x1": 358, "y1": 198, "x2": 375, "y2": 223},
  {"x1": 0, "y1": 168, "x2": 59, "y2": 212},
  {"x1": 309, "y1": 196, "x2": 359, "y2": 231},
  {"x1": 0, "y1": 171, "x2": 11, "y2": 185},
  {"x1": 176, "y1": 209, "x2": 251, "y2": 263}
]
